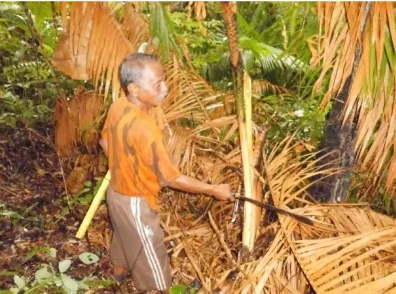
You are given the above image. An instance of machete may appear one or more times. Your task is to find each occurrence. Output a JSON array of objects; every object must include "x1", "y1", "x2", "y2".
[{"x1": 233, "y1": 195, "x2": 314, "y2": 226}]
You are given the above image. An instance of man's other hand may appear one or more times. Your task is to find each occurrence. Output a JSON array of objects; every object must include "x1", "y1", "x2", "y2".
[{"x1": 211, "y1": 184, "x2": 234, "y2": 201}]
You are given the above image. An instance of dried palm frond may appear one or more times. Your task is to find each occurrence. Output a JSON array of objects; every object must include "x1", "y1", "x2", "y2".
[
  {"x1": 53, "y1": 2, "x2": 145, "y2": 100},
  {"x1": 158, "y1": 137, "x2": 336, "y2": 293},
  {"x1": 187, "y1": 1, "x2": 207, "y2": 22},
  {"x1": 54, "y1": 87, "x2": 104, "y2": 156},
  {"x1": 252, "y1": 79, "x2": 290, "y2": 96},
  {"x1": 161, "y1": 61, "x2": 224, "y2": 124},
  {"x1": 313, "y1": 2, "x2": 396, "y2": 197},
  {"x1": 165, "y1": 126, "x2": 195, "y2": 173},
  {"x1": 263, "y1": 136, "x2": 339, "y2": 208},
  {"x1": 281, "y1": 206, "x2": 396, "y2": 293},
  {"x1": 121, "y1": 3, "x2": 150, "y2": 48},
  {"x1": 258, "y1": 138, "x2": 396, "y2": 293},
  {"x1": 54, "y1": 95, "x2": 78, "y2": 157},
  {"x1": 229, "y1": 137, "x2": 396, "y2": 293},
  {"x1": 160, "y1": 114, "x2": 239, "y2": 176}
]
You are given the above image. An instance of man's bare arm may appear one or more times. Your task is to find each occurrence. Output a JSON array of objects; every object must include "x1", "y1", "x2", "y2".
[
  {"x1": 165, "y1": 175, "x2": 233, "y2": 201},
  {"x1": 151, "y1": 141, "x2": 234, "y2": 201}
]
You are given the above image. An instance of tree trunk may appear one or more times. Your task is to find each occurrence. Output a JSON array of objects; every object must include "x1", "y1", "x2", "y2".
[
  {"x1": 221, "y1": 2, "x2": 259, "y2": 252},
  {"x1": 310, "y1": 77, "x2": 357, "y2": 203},
  {"x1": 310, "y1": 3, "x2": 372, "y2": 203}
]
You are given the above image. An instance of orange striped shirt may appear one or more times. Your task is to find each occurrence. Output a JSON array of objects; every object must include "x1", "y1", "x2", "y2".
[{"x1": 101, "y1": 97, "x2": 180, "y2": 210}]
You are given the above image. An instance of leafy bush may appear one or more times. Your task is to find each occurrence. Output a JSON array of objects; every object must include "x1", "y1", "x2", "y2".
[
  {"x1": 0, "y1": 89, "x2": 52, "y2": 128},
  {"x1": 6, "y1": 249, "x2": 109, "y2": 294}
]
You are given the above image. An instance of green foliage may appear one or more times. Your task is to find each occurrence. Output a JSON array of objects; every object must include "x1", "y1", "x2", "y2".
[
  {"x1": 24, "y1": 246, "x2": 57, "y2": 264},
  {"x1": 0, "y1": 204, "x2": 24, "y2": 220},
  {"x1": 169, "y1": 1, "x2": 313, "y2": 99},
  {"x1": 170, "y1": 284, "x2": 196, "y2": 294},
  {"x1": 237, "y1": 2, "x2": 318, "y2": 64},
  {"x1": 0, "y1": 88, "x2": 52, "y2": 128},
  {"x1": 257, "y1": 93, "x2": 328, "y2": 144},
  {"x1": 172, "y1": 11, "x2": 227, "y2": 64},
  {"x1": 73, "y1": 179, "x2": 104, "y2": 206},
  {"x1": 149, "y1": 2, "x2": 184, "y2": 62},
  {"x1": 8, "y1": 249, "x2": 106, "y2": 294},
  {"x1": 0, "y1": 203, "x2": 41, "y2": 230},
  {"x1": 0, "y1": 2, "x2": 84, "y2": 128},
  {"x1": 56, "y1": 178, "x2": 104, "y2": 222},
  {"x1": 26, "y1": 2, "x2": 58, "y2": 55},
  {"x1": 78, "y1": 253, "x2": 100, "y2": 265}
]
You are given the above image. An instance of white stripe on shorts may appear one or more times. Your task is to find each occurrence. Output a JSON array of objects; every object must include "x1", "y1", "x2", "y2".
[{"x1": 131, "y1": 197, "x2": 166, "y2": 290}]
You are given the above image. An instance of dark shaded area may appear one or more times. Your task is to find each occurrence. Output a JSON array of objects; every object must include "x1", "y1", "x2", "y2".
[
  {"x1": 0, "y1": 123, "x2": 118, "y2": 292},
  {"x1": 309, "y1": 77, "x2": 358, "y2": 203},
  {"x1": 310, "y1": 3, "x2": 372, "y2": 204}
]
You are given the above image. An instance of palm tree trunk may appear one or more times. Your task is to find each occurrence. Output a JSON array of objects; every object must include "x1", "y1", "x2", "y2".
[
  {"x1": 221, "y1": 2, "x2": 259, "y2": 252},
  {"x1": 310, "y1": 3, "x2": 372, "y2": 203}
]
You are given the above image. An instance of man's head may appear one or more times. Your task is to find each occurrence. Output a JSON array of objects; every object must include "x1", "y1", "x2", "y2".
[{"x1": 120, "y1": 53, "x2": 168, "y2": 107}]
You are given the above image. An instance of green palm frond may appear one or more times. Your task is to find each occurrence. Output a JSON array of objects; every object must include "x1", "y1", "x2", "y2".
[
  {"x1": 197, "y1": 34, "x2": 307, "y2": 86},
  {"x1": 239, "y1": 36, "x2": 307, "y2": 73},
  {"x1": 199, "y1": 38, "x2": 307, "y2": 86},
  {"x1": 149, "y1": 2, "x2": 183, "y2": 63}
]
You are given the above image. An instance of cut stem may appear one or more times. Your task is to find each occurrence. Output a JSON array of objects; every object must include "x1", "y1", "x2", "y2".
[{"x1": 75, "y1": 170, "x2": 111, "y2": 239}]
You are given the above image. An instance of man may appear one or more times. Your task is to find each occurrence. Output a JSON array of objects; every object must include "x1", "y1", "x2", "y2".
[{"x1": 100, "y1": 53, "x2": 233, "y2": 292}]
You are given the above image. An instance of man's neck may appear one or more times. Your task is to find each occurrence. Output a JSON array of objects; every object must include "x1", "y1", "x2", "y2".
[{"x1": 127, "y1": 95, "x2": 151, "y2": 113}]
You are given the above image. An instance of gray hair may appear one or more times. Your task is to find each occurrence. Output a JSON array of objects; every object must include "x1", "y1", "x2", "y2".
[{"x1": 119, "y1": 53, "x2": 158, "y2": 94}]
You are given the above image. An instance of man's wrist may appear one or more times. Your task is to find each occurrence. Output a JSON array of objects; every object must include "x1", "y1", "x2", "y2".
[{"x1": 205, "y1": 184, "x2": 217, "y2": 197}]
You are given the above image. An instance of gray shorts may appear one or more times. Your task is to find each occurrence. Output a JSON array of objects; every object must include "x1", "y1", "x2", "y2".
[{"x1": 106, "y1": 187, "x2": 171, "y2": 291}]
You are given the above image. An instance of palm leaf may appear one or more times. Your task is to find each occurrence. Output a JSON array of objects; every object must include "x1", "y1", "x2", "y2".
[
  {"x1": 282, "y1": 206, "x2": 396, "y2": 293},
  {"x1": 259, "y1": 137, "x2": 396, "y2": 293},
  {"x1": 161, "y1": 61, "x2": 222, "y2": 123},
  {"x1": 148, "y1": 60, "x2": 240, "y2": 175},
  {"x1": 149, "y1": 2, "x2": 183, "y2": 62},
  {"x1": 52, "y1": 2, "x2": 144, "y2": 100},
  {"x1": 159, "y1": 132, "x2": 396, "y2": 293},
  {"x1": 121, "y1": 3, "x2": 150, "y2": 49},
  {"x1": 252, "y1": 79, "x2": 290, "y2": 96},
  {"x1": 201, "y1": 37, "x2": 307, "y2": 84},
  {"x1": 314, "y1": 2, "x2": 396, "y2": 197}
]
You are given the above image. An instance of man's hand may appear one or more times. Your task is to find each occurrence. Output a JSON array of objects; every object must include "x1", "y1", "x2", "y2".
[{"x1": 211, "y1": 184, "x2": 234, "y2": 201}]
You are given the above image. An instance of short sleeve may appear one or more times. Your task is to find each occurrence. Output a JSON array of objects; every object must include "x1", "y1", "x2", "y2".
[
  {"x1": 101, "y1": 108, "x2": 112, "y2": 141},
  {"x1": 145, "y1": 134, "x2": 181, "y2": 186}
]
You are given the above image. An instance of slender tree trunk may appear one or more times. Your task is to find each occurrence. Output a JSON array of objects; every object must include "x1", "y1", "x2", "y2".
[
  {"x1": 221, "y1": 2, "x2": 259, "y2": 252},
  {"x1": 310, "y1": 3, "x2": 372, "y2": 203}
]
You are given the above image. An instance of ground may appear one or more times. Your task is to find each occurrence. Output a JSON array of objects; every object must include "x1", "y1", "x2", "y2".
[{"x1": 0, "y1": 123, "x2": 132, "y2": 293}]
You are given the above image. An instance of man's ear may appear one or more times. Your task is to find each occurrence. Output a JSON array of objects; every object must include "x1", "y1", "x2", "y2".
[{"x1": 127, "y1": 83, "x2": 139, "y2": 96}]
